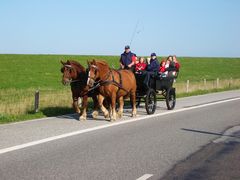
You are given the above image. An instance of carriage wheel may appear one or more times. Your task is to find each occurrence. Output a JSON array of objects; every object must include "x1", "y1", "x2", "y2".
[
  {"x1": 166, "y1": 88, "x2": 176, "y2": 110},
  {"x1": 145, "y1": 88, "x2": 156, "y2": 114}
]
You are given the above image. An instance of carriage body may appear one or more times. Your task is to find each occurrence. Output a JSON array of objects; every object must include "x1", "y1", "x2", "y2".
[{"x1": 135, "y1": 72, "x2": 177, "y2": 114}]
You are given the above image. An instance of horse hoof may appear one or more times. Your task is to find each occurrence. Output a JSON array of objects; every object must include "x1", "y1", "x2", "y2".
[
  {"x1": 104, "y1": 113, "x2": 110, "y2": 119},
  {"x1": 110, "y1": 118, "x2": 116, "y2": 122},
  {"x1": 92, "y1": 111, "x2": 99, "y2": 119},
  {"x1": 131, "y1": 114, "x2": 137, "y2": 118},
  {"x1": 117, "y1": 112, "x2": 123, "y2": 119},
  {"x1": 79, "y1": 116, "x2": 86, "y2": 121},
  {"x1": 110, "y1": 115, "x2": 117, "y2": 122}
]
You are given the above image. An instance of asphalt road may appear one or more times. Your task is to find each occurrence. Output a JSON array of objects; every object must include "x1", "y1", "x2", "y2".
[{"x1": 0, "y1": 90, "x2": 240, "y2": 180}]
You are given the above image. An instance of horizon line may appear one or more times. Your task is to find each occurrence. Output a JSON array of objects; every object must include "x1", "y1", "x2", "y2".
[{"x1": 0, "y1": 53, "x2": 240, "y2": 58}]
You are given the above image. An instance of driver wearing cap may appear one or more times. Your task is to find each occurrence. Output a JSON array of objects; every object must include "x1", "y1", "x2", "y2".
[{"x1": 119, "y1": 45, "x2": 136, "y2": 71}]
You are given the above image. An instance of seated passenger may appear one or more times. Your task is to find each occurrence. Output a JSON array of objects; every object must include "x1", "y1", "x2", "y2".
[
  {"x1": 159, "y1": 57, "x2": 171, "y2": 77},
  {"x1": 143, "y1": 53, "x2": 160, "y2": 88},
  {"x1": 159, "y1": 59, "x2": 166, "y2": 73},
  {"x1": 135, "y1": 57, "x2": 147, "y2": 72},
  {"x1": 173, "y1": 55, "x2": 180, "y2": 71},
  {"x1": 146, "y1": 53, "x2": 160, "y2": 72},
  {"x1": 167, "y1": 55, "x2": 180, "y2": 78}
]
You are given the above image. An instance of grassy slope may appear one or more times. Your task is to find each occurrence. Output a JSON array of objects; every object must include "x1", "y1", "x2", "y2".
[
  {"x1": 0, "y1": 54, "x2": 240, "y2": 123},
  {"x1": 1, "y1": 55, "x2": 240, "y2": 90}
]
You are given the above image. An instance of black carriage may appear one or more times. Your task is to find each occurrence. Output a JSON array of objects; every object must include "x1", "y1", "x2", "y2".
[{"x1": 135, "y1": 72, "x2": 177, "y2": 114}]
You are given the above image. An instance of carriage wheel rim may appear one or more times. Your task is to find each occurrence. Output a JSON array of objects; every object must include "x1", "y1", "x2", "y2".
[
  {"x1": 168, "y1": 94, "x2": 175, "y2": 107},
  {"x1": 147, "y1": 92, "x2": 156, "y2": 112}
]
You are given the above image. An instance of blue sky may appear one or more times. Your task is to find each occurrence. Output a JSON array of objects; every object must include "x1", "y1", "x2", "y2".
[{"x1": 0, "y1": 0, "x2": 240, "y2": 57}]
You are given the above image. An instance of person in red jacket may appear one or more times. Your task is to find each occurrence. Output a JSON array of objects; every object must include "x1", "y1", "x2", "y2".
[
  {"x1": 135, "y1": 57, "x2": 147, "y2": 72},
  {"x1": 173, "y1": 55, "x2": 180, "y2": 71},
  {"x1": 159, "y1": 59, "x2": 166, "y2": 73}
]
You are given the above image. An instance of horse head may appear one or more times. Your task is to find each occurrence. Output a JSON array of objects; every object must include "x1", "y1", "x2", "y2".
[
  {"x1": 60, "y1": 60, "x2": 81, "y2": 85},
  {"x1": 87, "y1": 59, "x2": 99, "y2": 87}
]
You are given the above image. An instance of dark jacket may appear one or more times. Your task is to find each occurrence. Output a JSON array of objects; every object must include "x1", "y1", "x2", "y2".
[
  {"x1": 147, "y1": 58, "x2": 160, "y2": 72},
  {"x1": 120, "y1": 51, "x2": 136, "y2": 69}
]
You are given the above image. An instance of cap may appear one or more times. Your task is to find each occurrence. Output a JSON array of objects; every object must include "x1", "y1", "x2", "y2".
[
  {"x1": 151, "y1": 53, "x2": 156, "y2": 57},
  {"x1": 125, "y1": 45, "x2": 130, "y2": 49}
]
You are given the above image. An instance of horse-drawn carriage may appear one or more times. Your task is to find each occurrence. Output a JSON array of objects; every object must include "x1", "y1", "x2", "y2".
[
  {"x1": 135, "y1": 72, "x2": 177, "y2": 114},
  {"x1": 61, "y1": 59, "x2": 178, "y2": 121}
]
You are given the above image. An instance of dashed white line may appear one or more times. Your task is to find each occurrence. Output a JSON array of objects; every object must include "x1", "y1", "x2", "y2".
[
  {"x1": 136, "y1": 174, "x2": 153, "y2": 180},
  {"x1": 0, "y1": 97, "x2": 239, "y2": 155}
]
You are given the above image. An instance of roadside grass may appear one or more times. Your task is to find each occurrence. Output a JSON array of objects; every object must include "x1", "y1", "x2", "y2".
[
  {"x1": 0, "y1": 54, "x2": 240, "y2": 124},
  {"x1": 176, "y1": 85, "x2": 240, "y2": 98}
]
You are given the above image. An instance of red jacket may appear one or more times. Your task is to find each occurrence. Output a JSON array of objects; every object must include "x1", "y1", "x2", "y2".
[
  {"x1": 159, "y1": 61, "x2": 166, "y2": 72},
  {"x1": 175, "y1": 62, "x2": 180, "y2": 71},
  {"x1": 135, "y1": 62, "x2": 147, "y2": 71},
  {"x1": 131, "y1": 55, "x2": 137, "y2": 64}
]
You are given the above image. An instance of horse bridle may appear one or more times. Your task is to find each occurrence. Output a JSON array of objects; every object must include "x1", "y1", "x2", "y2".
[
  {"x1": 87, "y1": 64, "x2": 99, "y2": 82},
  {"x1": 63, "y1": 64, "x2": 81, "y2": 83}
]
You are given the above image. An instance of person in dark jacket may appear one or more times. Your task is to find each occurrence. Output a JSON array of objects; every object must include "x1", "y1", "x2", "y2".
[
  {"x1": 146, "y1": 53, "x2": 160, "y2": 71},
  {"x1": 119, "y1": 45, "x2": 136, "y2": 71},
  {"x1": 143, "y1": 53, "x2": 160, "y2": 88}
]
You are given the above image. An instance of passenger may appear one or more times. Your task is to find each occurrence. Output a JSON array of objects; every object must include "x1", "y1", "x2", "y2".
[
  {"x1": 146, "y1": 53, "x2": 160, "y2": 72},
  {"x1": 135, "y1": 57, "x2": 147, "y2": 72},
  {"x1": 143, "y1": 53, "x2": 160, "y2": 88},
  {"x1": 173, "y1": 55, "x2": 180, "y2": 71},
  {"x1": 119, "y1": 45, "x2": 136, "y2": 71},
  {"x1": 162, "y1": 58, "x2": 171, "y2": 77},
  {"x1": 167, "y1": 55, "x2": 180, "y2": 77},
  {"x1": 159, "y1": 59, "x2": 166, "y2": 73},
  {"x1": 146, "y1": 57, "x2": 151, "y2": 64}
]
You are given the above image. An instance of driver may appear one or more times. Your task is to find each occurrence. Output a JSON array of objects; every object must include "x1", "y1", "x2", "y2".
[{"x1": 119, "y1": 45, "x2": 136, "y2": 71}]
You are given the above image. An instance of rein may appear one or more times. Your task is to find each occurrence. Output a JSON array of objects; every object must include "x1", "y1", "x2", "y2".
[
  {"x1": 70, "y1": 79, "x2": 81, "y2": 83},
  {"x1": 88, "y1": 65, "x2": 128, "y2": 93}
]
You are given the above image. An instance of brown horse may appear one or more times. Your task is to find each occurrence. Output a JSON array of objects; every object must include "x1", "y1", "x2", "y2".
[
  {"x1": 87, "y1": 60, "x2": 137, "y2": 121},
  {"x1": 61, "y1": 60, "x2": 99, "y2": 120}
]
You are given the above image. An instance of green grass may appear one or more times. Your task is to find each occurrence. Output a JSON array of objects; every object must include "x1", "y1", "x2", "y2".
[
  {"x1": 177, "y1": 57, "x2": 240, "y2": 82},
  {"x1": 0, "y1": 54, "x2": 240, "y2": 124},
  {"x1": 177, "y1": 85, "x2": 240, "y2": 98},
  {"x1": 1, "y1": 55, "x2": 240, "y2": 89}
]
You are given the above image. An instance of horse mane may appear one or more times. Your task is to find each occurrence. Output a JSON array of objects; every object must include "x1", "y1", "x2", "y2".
[
  {"x1": 67, "y1": 60, "x2": 86, "y2": 72},
  {"x1": 94, "y1": 60, "x2": 110, "y2": 69}
]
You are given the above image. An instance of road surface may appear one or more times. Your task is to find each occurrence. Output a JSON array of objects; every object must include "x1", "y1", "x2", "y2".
[{"x1": 0, "y1": 90, "x2": 240, "y2": 180}]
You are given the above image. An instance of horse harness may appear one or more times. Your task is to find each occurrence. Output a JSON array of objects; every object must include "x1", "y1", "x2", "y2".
[{"x1": 88, "y1": 67, "x2": 129, "y2": 94}]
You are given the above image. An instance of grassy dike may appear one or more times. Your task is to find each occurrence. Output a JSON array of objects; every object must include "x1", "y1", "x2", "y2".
[{"x1": 0, "y1": 54, "x2": 240, "y2": 124}]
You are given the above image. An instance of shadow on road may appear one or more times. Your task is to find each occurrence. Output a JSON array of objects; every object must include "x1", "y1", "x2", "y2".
[
  {"x1": 181, "y1": 128, "x2": 240, "y2": 139},
  {"x1": 41, "y1": 107, "x2": 74, "y2": 117}
]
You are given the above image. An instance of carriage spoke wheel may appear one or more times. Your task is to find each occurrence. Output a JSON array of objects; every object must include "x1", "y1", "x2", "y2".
[
  {"x1": 166, "y1": 88, "x2": 176, "y2": 110},
  {"x1": 145, "y1": 89, "x2": 156, "y2": 114}
]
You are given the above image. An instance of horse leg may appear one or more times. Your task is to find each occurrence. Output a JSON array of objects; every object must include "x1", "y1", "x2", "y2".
[
  {"x1": 117, "y1": 96, "x2": 124, "y2": 119},
  {"x1": 130, "y1": 91, "x2": 137, "y2": 117},
  {"x1": 91, "y1": 94, "x2": 99, "y2": 119},
  {"x1": 98, "y1": 95, "x2": 109, "y2": 119},
  {"x1": 79, "y1": 95, "x2": 88, "y2": 121},
  {"x1": 73, "y1": 98, "x2": 81, "y2": 114},
  {"x1": 110, "y1": 94, "x2": 117, "y2": 121}
]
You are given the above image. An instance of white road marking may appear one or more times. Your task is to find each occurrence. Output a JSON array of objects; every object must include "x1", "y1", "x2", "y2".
[
  {"x1": 136, "y1": 174, "x2": 153, "y2": 180},
  {"x1": 0, "y1": 97, "x2": 240, "y2": 155}
]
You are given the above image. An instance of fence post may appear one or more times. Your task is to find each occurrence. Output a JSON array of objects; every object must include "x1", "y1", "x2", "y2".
[
  {"x1": 204, "y1": 79, "x2": 207, "y2": 90},
  {"x1": 216, "y1": 78, "x2": 219, "y2": 89},
  {"x1": 34, "y1": 90, "x2": 40, "y2": 113},
  {"x1": 186, "y1": 80, "x2": 189, "y2": 93}
]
